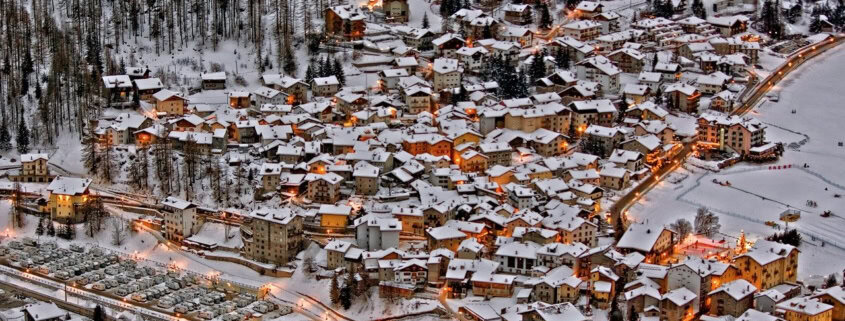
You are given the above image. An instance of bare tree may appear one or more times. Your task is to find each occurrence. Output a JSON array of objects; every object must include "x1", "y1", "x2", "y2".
[
  {"x1": 83, "y1": 196, "x2": 107, "y2": 237},
  {"x1": 110, "y1": 217, "x2": 129, "y2": 246},
  {"x1": 670, "y1": 218, "x2": 693, "y2": 242},
  {"x1": 694, "y1": 208, "x2": 721, "y2": 237}
]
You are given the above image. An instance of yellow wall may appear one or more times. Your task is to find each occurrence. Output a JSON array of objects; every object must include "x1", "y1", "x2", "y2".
[
  {"x1": 321, "y1": 214, "x2": 348, "y2": 228},
  {"x1": 49, "y1": 193, "x2": 88, "y2": 222}
]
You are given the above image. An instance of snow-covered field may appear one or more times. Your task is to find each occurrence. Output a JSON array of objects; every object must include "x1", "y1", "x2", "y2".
[{"x1": 626, "y1": 46, "x2": 845, "y2": 280}]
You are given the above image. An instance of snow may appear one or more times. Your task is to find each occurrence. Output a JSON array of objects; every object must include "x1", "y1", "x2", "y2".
[{"x1": 625, "y1": 44, "x2": 845, "y2": 281}]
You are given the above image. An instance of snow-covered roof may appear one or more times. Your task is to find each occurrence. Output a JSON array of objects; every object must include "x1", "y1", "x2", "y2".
[
  {"x1": 201, "y1": 71, "x2": 226, "y2": 81},
  {"x1": 576, "y1": 1, "x2": 602, "y2": 11},
  {"x1": 736, "y1": 239, "x2": 797, "y2": 266},
  {"x1": 329, "y1": 5, "x2": 366, "y2": 21},
  {"x1": 735, "y1": 309, "x2": 782, "y2": 321},
  {"x1": 495, "y1": 241, "x2": 539, "y2": 259},
  {"x1": 663, "y1": 287, "x2": 697, "y2": 306},
  {"x1": 134, "y1": 78, "x2": 164, "y2": 90},
  {"x1": 664, "y1": 82, "x2": 699, "y2": 96},
  {"x1": 318, "y1": 204, "x2": 352, "y2": 216},
  {"x1": 433, "y1": 58, "x2": 459, "y2": 74},
  {"x1": 313, "y1": 76, "x2": 340, "y2": 86},
  {"x1": 24, "y1": 302, "x2": 66, "y2": 321},
  {"x1": 616, "y1": 222, "x2": 669, "y2": 252},
  {"x1": 563, "y1": 20, "x2": 601, "y2": 31},
  {"x1": 776, "y1": 297, "x2": 833, "y2": 316},
  {"x1": 569, "y1": 99, "x2": 616, "y2": 114},
  {"x1": 162, "y1": 196, "x2": 195, "y2": 210},
  {"x1": 709, "y1": 279, "x2": 757, "y2": 300},
  {"x1": 21, "y1": 153, "x2": 49, "y2": 162},
  {"x1": 152, "y1": 89, "x2": 186, "y2": 101},
  {"x1": 102, "y1": 75, "x2": 133, "y2": 88},
  {"x1": 426, "y1": 226, "x2": 466, "y2": 240},
  {"x1": 47, "y1": 176, "x2": 92, "y2": 195}
]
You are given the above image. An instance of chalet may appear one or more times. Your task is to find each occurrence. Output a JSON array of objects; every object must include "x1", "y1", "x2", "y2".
[
  {"x1": 228, "y1": 91, "x2": 251, "y2": 109},
  {"x1": 312, "y1": 76, "x2": 341, "y2": 97},
  {"x1": 47, "y1": 176, "x2": 93, "y2": 223},
  {"x1": 200, "y1": 72, "x2": 226, "y2": 90},
  {"x1": 134, "y1": 78, "x2": 164, "y2": 102},
  {"x1": 102, "y1": 75, "x2": 133, "y2": 102},
  {"x1": 325, "y1": 5, "x2": 366, "y2": 40},
  {"x1": 662, "y1": 287, "x2": 698, "y2": 321},
  {"x1": 498, "y1": 26, "x2": 533, "y2": 47},
  {"x1": 593, "y1": 12, "x2": 621, "y2": 33},
  {"x1": 622, "y1": 84, "x2": 651, "y2": 105},
  {"x1": 569, "y1": 99, "x2": 617, "y2": 130},
  {"x1": 664, "y1": 83, "x2": 701, "y2": 113},
  {"x1": 777, "y1": 297, "x2": 833, "y2": 321},
  {"x1": 707, "y1": 15, "x2": 749, "y2": 36},
  {"x1": 577, "y1": 56, "x2": 621, "y2": 94},
  {"x1": 549, "y1": 37, "x2": 594, "y2": 62},
  {"x1": 608, "y1": 48, "x2": 646, "y2": 73},
  {"x1": 503, "y1": 4, "x2": 532, "y2": 25},
  {"x1": 433, "y1": 58, "x2": 462, "y2": 91},
  {"x1": 318, "y1": 204, "x2": 352, "y2": 228},
  {"x1": 306, "y1": 173, "x2": 344, "y2": 205},
  {"x1": 432, "y1": 33, "x2": 465, "y2": 59},
  {"x1": 562, "y1": 20, "x2": 601, "y2": 41},
  {"x1": 12, "y1": 153, "x2": 52, "y2": 183},
  {"x1": 382, "y1": 0, "x2": 409, "y2": 23},
  {"x1": 456, "y1": 47, "x2": 490, "y2": 73},
  {"x1": 253, "y1": 87, "x2": 287, "y2": 106},
  {"x1": 261, "y1": 74, "x2": 309, "y2": 104},
  {"x1": 616, "y1": 222, "x2": 676, "y2": 260},
  {"x1": 574, "y1": 1, "x2": 603, "y2": 18},
  {"x1": 697, "y1": 112, "x2": 768, "y2": 156},
  {"x1": 708, "y1": 279, "x2": 757, "y2": 317},
  {"x1": 735, "y1": 240, "x2": 798, "y2": 290}
]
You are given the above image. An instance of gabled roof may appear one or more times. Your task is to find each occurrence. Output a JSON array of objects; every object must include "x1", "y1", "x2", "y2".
[
  {"x1": 47, "y1": 176, "x2": 92, "y2": 195},
  {"x1": 134, "y1": 78, "x2": 164, "y2": 90}
]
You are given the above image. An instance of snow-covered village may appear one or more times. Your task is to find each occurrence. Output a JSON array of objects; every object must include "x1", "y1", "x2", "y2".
[{"x1": 0, "y1": 0, "x2": 843, "y2": 319}]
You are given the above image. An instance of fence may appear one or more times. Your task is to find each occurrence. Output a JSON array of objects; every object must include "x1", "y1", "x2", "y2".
[{"x1": 674, "y1": 170, "x2": 845, "y2": 251}]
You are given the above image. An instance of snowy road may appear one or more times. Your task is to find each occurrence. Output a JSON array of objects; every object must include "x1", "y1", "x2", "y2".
[{"x1": 625, "y1": 42, "x2": 845, "y2": 279}]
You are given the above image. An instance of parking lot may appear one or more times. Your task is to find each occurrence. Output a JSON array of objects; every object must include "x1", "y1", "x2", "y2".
[{"x1": 0, "y1": 237, "x2": 292, "y2": 321}]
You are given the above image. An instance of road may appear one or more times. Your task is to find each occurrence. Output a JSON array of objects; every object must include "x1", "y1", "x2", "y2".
[
  {"x1": 610, "y1": 34, "x2": 844, "y2": 233},
  {"x1": 609, "y1": 144, "x2": 693, "y2": 234}
]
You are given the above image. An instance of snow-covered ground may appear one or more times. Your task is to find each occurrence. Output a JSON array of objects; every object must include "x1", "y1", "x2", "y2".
[{"x1": 626, "y1": 46, "x2": 845, "y2": 280}]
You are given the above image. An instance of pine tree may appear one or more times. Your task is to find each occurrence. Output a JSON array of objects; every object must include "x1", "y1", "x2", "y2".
[
  {"x1": 555, "y1": 50, "x2": 570, "y2": 69},
  {"x1": 83, "y1": 129, "x2": 99, "y2": 175},
  {"x1": 691, "y1": 0, "x2": 706, "y2": 18},
  {"x1": 320, "y1": 56, "x2": 332, "y2": 77},
  {"x1": 529, "y1": 50, "x2": 548, "y2": 82},
  {"x1": 629, "y1": 306, "x2": 639, "y2": 321},
  {"x1": 339, "y1": 286, "x2": 352, "y2": 309},
  {"x1": 305, "y1": 64, "x2": 315, "y2": 85},
  {"x1": 440, "y1": 0, "x2": 452, "y2": 16},
  {"x1": 483, "y1": 24, "x2": 493, "y2": 39},
  {"x1": 788, "y1": 1, "x2": 802, "y2": 23},
  {"x1": 35, "y1": 218, "x2": 45, "y2": 236},
  {"x1": 761, "y1": 0, "x2": 783, "y2": 38},
  {"x1": 16, "y1": 118, "x2": 30, "y2": 154},
  {"x1": 809, "y1": 15, "x2": 823, "y2": 33},
  {"x1": 330, "y1": 274, "x2": 341, "y2": 305},
  {"x1": 334, "y1": 59, "x2": 346, "y2": 85},
  {"x1": 539, "y1": 3, "x2": 553, "y2": 29},
  {"x1": 47, "y1": 221, "x2": 55, "y2": 237},
  {"x1": 654, "y1": 87, "x2": 664, "y2": 105},
  {"x1": 93, "y1": 306, "x2": 105, "y2": 321},
  {"x1": 0, "y1": 121, "x2": 11, "y2": 151},
  {"x1": 422, "y1": 13, "x2": 430, "y2": 29}
]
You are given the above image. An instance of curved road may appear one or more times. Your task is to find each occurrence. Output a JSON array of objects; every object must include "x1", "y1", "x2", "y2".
[{"x1": 610, "y1": 34, "x2": 845, "y2": 233}]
